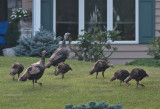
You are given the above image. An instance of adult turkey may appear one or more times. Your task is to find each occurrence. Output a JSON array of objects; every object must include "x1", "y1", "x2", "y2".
[
  {"x1": 89, "y1": 60, "x2": 114, "y2": 79},
  {"x1": 10, "y1": 62, "x2": 24, "y2": 80},
  {"x1": 124, "y1": 68, "x2": 149, "y2": 88},
  {"x1": 45, "y1": 32, "x2": 71, "y2": 70},
  {"x1": 18, "y1": 50, "x2": 47, "y2": 88},
  {"x1": 110, "y1": 70, "x2": 129, "y2": 85},
  {"x1": 54, "y1": 62, "x2": 72, "y2": 79}
]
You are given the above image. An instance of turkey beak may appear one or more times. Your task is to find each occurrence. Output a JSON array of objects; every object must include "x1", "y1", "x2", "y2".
[
  {"x1": 10, "y1": 69, "x2": 17, "y2": 76},
  {"x1": 54, "y1": 69, "x2": 60, "y2": 76}
]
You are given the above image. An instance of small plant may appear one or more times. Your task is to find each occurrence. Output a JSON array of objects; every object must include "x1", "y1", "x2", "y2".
[
  {"x1": 65, "y1": 101, "x2": 124, "y2": 109},
  {"x1": 147, "y1": 30, "x2": 160, "y2": 59},
  {"x1": 13, "y1": 28, "x2": 61, "y2": 57},
  {"x1": 10, "y1": 8, "x2": 32, "y2": 23},
  {"x1": 69, "y1": 26, "x2": 120, "y2": 62}
]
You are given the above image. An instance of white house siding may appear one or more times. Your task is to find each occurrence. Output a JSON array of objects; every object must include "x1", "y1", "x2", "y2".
[{"x1": 156, "y1": 0, "x2": 160, "y2": 37}]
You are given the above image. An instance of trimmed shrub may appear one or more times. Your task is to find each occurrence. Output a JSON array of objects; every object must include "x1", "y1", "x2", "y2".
[
  {"x1": 65, "y1": 101, "x2": 124, "y2": 109},
  {"x1": 13, "y1": 28, "x2": 61, "y2": 57},
  {"x1": 5, "y1": 22, "x2": 20, "y2": 47}
]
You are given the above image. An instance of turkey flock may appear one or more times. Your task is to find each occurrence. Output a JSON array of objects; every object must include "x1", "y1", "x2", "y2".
[{"x1": 9, "y1": 32, "x2": 149, "y2": 88}]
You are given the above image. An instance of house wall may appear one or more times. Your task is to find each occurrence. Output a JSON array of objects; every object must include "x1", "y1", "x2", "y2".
[
  {"x1": 22, "y1": 0, "x2": 32, "y2": 10},
  {"x1": 68, "y1": 44, "x2": 153, "y2": 65},
  {"x1": 156, "y1": 0, "x2": 160, "y2": 37}
]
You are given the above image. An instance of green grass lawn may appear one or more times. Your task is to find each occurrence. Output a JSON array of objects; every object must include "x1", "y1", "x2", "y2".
[{"x1": 0, "y1": 56, "x2": 160, "y2": 109}]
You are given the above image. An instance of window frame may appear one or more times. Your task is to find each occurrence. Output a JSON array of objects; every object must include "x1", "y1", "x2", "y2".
[{"x1": 34, "y1": 0, "x2": 139, "y2": 44}]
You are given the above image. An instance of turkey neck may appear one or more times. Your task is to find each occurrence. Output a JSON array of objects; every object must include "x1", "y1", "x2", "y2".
[
  {"x1": 40, "y1": 54, "x2": 45, "y2": 66},
  {"x1": 60, "y1": 38, "x2": 66, "y2": 47}
]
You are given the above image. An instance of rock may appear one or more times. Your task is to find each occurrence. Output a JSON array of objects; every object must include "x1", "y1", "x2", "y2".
[{"x1": 2, "y1": 48, "x2": 15, "y2": 56}]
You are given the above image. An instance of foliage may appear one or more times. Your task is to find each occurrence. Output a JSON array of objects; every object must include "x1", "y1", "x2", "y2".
[
  {"x1": 5, "y1": 22, "x2": 21, "y2": 47},
  {"x1": 69, "y1": 26, "x2": 120, "y2": 62},
  {"x1": 10, "y1": 8, "x2": 32, "y2": 23},
  {"x1": 65, "y1": 101, "x2": 123, "y2": 109},
  {"x1": 126, "y1": 58, "x2": 160, "y2": 67},
  {"x1": 146, "y1": 30, "x2": 160, "y2": 59},
  {"x1": 0, "y1": 57, "x2": 160, "y2": 109},
  {"x1": 13, "y1": 28, "x2": 61, "y2": 57}
]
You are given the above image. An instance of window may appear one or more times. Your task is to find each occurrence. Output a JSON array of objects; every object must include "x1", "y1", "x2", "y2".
[
  {"x1": 56, "y1": 0, "x2": 78, "y2": 40},
  {"x1": 113, "y1": 0, "x2": 135, "y2": 41},
  {"x1": 85, "y1": 0, "x2": 107, "y2": 30},
  {"x1": 52, "y1": 0, "x2": 138, "y2": 43}
]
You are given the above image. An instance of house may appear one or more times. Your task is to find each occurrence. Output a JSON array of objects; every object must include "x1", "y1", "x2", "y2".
[{"x1": 6, "y1": 0, "x2": 160, "y2": 64}]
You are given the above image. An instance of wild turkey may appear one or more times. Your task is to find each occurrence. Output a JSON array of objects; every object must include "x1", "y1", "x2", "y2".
[
  {"x1": 124, "y1": 68, "x2": 149, "y2": 88},
  {"x1": 110, "y1": 70, "x2": 129, "y2": 85},
  {"x1": 18, "y1": 50, "x2": 47, "y2": 88},
  {"x1": 45, "y1": 32, "x2": 71, "y2": 70},
  {"x1": 89, "y1": 60, "x2": 114, "y2": 79},
  {"x1": 54, "y1": 62, "x2": 72, "y2": 79},
  {"x1": 10, "y1": 62, "x2": 24, "y2": 80}
]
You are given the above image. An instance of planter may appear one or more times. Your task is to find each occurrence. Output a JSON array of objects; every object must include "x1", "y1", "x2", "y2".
[
  {"x1": 18, "y1": 20, "x2": 32, "y2": 39},
  {"x1": 18, "y1": 20, "x2": 32, "y2": 29}
]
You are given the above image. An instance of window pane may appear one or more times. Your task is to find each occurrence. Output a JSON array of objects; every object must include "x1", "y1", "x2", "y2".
[
  {"x1": 56, "y1": 0, "x2": 78, "y2": 40},
  {"x1": 113, "y1": 0, "x2": 135, "y2": 41},
  {"x1": 85, "y1": 0, "x2": 107, "y2": 30}
]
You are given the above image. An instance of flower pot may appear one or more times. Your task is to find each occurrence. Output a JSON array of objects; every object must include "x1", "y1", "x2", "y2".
[{"x1": 18, "y1": 20, "x2": 32, "y2": 29}]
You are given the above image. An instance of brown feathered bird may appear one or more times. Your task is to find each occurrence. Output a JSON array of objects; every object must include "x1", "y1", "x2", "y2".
[
  {"x1": 10, "y1": 62, "x2": 24, "y2": 80},
  {"x1": 18, "y1": 50, "x2": 47, "y2": 88},
  {"x1": 54, "y1": 62, "x2": 72, "y2": 79},
  {"x1": 45, "y1": 33, "x2": 71, "y2": 70},
  {"x1": 110, "y1": 70, "x2": 129, "y2": 85},
  {"x1": 89, "y1": 60, "x2": 114, "y2": 79},
  {"x1": 124, "y1": 68, "x2": 149, "y2": 88}
]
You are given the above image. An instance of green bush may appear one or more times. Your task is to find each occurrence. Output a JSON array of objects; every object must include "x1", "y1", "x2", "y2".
[
  {"x1": 147, "y1": 30, "x2": 160, "y2": 59},
  {"x1": 13, "y1": 28, "x2": 61, "y2": 57},
  {"x1": 5, "y1": 22, "x2": 20, "y2": 47},
  {"x1": 69, "y1": 27, "x2": 120, "y2": 62},
  {"x1": 126, "y1": 58, "x2": 160, "y2": 67},
  {"x1": 65, "y1": 101, "x2": 124, "y2": 109}
]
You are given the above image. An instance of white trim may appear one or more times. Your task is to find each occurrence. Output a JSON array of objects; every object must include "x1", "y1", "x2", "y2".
[
  {"x1": 107, "y1": 0, "x2": 113, "y2": 31},
  {"x1": 53, "y1": 0, "x2": 56, "y2": 39},
  {"x1": 136, "y1": 0, "x2": 139, "y2": 44},
  {"x1": 32, "y1": 0, "x2": 41, "y2": 36},
  {"x1": 108, "y1": 0, "x2": 139, "y2": 44},
  {"x1": 79, "y1": 0, "x2": 84, "y2": 35}
]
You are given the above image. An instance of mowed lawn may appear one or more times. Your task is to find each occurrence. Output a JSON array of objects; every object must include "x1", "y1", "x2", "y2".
[{"x1": 0, "y1": 56, "x2": 160, "y2": 109}]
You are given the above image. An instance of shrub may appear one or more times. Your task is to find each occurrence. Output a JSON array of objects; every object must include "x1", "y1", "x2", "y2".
[
  {"x1": 146, "y1": 30, "x2": 160, "y2": 59},
  {"x1": 13, "y1": 28, "x2": 61, "y2": 57},
  {"x1": 69, "y1": 26, "x2": 120, "y2": 62},
  {"x1": 5, "y1": 22, "x2": 20, "y2": 47},
  {"x1": 65, "y1": 101, "x2": 124, "y2": 109}
]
